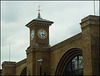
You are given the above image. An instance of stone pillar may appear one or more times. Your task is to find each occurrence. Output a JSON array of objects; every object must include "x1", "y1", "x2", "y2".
[
  {"x1": 26, "y1": 46, "x2": 35, "y2": 76},
  {"x1": 2, "y1": 61, "x2": 16, "y2": 76},
  {"x1": 26, "y1": 45, "x2": 50, "y2": 76},
  {"x1": 80, "y1": 15, "x2": 100, "y2": 75}
]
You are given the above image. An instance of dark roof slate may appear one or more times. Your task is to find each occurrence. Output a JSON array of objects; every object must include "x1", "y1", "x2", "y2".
[{"x1": 33, "y1": 17, "x2": 53, "y2": 23}]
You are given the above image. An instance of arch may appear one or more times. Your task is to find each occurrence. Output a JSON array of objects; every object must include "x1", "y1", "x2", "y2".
[
  {"x1": 55, "y1": 48, "x2": 82, "y2": 75},
  {"x1": 20, "y1": 67, "x2": 27, "y2": 76}
]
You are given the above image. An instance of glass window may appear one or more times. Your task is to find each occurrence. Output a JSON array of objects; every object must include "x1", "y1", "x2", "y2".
[{"x1": 63, "y1": 55, "x2": 83, "y2": 76}]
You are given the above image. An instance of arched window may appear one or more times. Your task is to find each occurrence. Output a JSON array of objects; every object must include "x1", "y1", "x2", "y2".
[
  {"x1": 20, "y1": 67, "x2": 27, "y2": 76},
  {"x1": 63, "y1": 55, "x2": 83, "y2": 76}
]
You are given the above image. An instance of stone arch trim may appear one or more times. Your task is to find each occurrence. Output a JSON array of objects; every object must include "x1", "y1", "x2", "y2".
[
  {"x1": 55, "y1": 48, "x2": 82, "y2": 75},
  {"x1": 20, "y1": 67, "x2": 27, "y2": 76}
]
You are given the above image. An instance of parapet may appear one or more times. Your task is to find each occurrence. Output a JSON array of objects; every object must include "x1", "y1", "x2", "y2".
[
  {"x1": 2, "y1": 61, "x2": 16, "y2": 66},
  {"x1": 80, "y1": 15, "x2": 100, "y2": 29}
]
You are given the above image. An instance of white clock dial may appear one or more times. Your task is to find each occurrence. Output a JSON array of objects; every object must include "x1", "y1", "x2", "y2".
[
  {"x1": 38, "y1": 29, "x2": 47, "y2": 39},
  {"x1": 31, "y1": 30, "x2": 34, "y2": 40}
]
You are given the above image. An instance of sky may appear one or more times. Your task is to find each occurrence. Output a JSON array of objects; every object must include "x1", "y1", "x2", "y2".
[{"x1": 0, "y1": 1, "x2": 99, "y2": 69}]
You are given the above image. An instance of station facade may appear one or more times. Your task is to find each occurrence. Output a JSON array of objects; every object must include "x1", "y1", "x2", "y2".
[{"x1": 2, "y1": 12, "x2": 100, "y2": 76}]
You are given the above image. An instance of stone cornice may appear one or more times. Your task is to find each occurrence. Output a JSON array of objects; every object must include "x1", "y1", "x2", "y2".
[
  {"x1": 80, "y1": 15, "x2": 100, "y2": 29},
  {"x1": 26, "y1": 44, "x2": 50, "y2": 55},
  {"x1": 26, "y1": 21, "x2": 53, "y2": 28}
]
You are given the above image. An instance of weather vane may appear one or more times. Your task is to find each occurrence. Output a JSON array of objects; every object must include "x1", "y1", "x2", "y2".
[
  {"x1": 37, "y1": 5, "x2": 42, "y2": 13},
  {"x1": 37, "y1": 5, "x2": 42, "y2": 18}
]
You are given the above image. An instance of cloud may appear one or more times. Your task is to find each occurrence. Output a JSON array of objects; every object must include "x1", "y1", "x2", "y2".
[{"x1": 1, "y1": 2, "x2": 21, "y2": 23}]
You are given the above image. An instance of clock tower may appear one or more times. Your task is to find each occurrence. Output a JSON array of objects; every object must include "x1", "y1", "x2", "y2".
[
  {"x1": 26, "y1": 9, "x2": 53, "y2": 47},
  {"x1": 26, "y1": 7, "x2": 54, "y2": 75}
]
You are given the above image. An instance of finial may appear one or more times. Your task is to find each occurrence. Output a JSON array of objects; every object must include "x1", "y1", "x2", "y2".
[{"x1": 37, "y1": 5, "x2": 42, "y2": 18}]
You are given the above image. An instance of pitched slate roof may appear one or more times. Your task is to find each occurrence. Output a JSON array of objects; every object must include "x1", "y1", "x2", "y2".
[
  {"x1": 26, "y1": 12, "x2": 53, "y2": 27},
  {"x1": 32, "y1": 12, "x2": 53, "y2": 23}
]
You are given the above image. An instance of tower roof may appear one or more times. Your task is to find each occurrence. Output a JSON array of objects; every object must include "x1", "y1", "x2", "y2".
[
  {"x1": 26, "y1": 13, "x2": 54, "y2": 27},
  {"x1": 33, "y1": 5, "x2": 53, "y2": 23},
  {"x1": 26, "y1": 6, "x2": 54, "y2": 27},
  {"x1": 33, "y1": 15, "x2": 54, "y2": 23},
  {"x1": 33, "y1": 8, "x2": 53, "y2": 23}
]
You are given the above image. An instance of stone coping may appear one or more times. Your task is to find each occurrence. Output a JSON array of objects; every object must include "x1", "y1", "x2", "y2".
[
  {"x1": 16, "y1": 59, "x2": 26, "y2": 66},
  {"x1": 2, "y1": 61, "x2": 16, "y2": 65},
  {"x1": 51, "y1": 33, "x2": 82, "y2": 51},
  {"x1": 80, "y1": 15, "x2": 100, "y2": 24}
]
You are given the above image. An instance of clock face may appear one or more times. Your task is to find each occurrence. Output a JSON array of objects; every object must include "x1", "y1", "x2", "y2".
[
  {"x1": 31, "y1": 30, "x2": 34, "y2": 40},
  {"x1": 38, "y1": 29, "x2": 47, "y2": 39}
]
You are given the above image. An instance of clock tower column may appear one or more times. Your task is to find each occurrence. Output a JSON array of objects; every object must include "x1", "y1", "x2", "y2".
[{"x1": 26, "y1": 10, "x2": 53, "y2": 75}]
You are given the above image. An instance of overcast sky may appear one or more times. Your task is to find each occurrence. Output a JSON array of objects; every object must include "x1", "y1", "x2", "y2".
[{"x1": 1, "y1": 1, "x2": 99, "y2": 68}]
